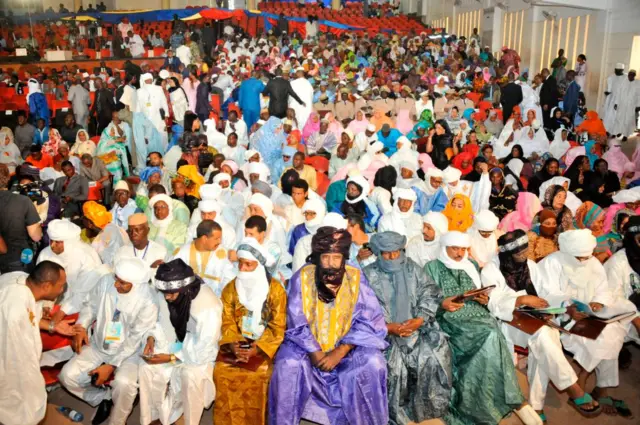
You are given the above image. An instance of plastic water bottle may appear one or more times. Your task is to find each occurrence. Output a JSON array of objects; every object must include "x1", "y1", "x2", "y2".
[{"x1": 57, "y1": 406, "x2": 84, "y2": 422}]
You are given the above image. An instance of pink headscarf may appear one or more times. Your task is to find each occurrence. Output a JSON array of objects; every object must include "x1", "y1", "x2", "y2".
[
  {"x1": 602, "y1": 141, "x2": 633, "y2": 178},
  {"x1": 483, "y1": 67, "x2": 491, "y2": 83},
  {"x1": 563, "y1": 146, "x2": 586, "y2": 169},
  {"x1": 325, "y1": 112, "x2": 344, "y2": 140},
  {"x1": 418, "y1": 153, "x2": 434, "y2": 173},
  {"x1": 498, "y1": 192, "x2": 542, "y2": 232},
  {"x1": 221, "y1": 159, "x2": 239, "y2": 175},
  {"x1": 347, "y1": 110, "x2": 370, "y2": 135},
  {"x1": 302, "y1": 112, "x2": 321, "y2": 141},
  {"x1": 395, "y1": 109, "x2": 414, "y2": 135}
]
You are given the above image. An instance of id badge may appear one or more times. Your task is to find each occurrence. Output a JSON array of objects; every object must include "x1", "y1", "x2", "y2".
[
  {"x1": 104, "y1": 321, "x2": 123, "y2": 345},
  {"x1": 241, "y1": 312, "x2": 265, "y2": 340}
]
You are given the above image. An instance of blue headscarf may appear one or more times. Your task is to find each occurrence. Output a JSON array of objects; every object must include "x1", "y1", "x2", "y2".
[
  {"x1": 254, "y1": 117, "x2": 287, "y2": 177},
  {"x1": 584, "y1": 140, "x2": 599, "y2": 169},
  {"x1": 140, "y1": 166, "x2": 162, "y2": 183}
]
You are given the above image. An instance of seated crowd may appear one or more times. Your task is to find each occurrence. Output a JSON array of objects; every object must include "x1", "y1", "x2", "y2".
[{"x1": 1, "y1": 15, "x2": 640, "y2": 425}]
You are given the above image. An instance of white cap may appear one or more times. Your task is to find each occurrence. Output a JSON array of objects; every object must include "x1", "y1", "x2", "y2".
[
  {"x1": 615, "y1": 63, "x2": 625, "y2": 70},
  {"x1": 159, "y1": 69, "x2": 170, "y2": 80}
]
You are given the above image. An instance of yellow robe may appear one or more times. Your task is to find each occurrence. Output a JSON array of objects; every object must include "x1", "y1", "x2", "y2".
[{"x1": 213, "y1": 279, "x2": 287, "y2": 425}]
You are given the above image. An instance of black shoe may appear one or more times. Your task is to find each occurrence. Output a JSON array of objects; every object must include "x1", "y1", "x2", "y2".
[{"x1": 92, "y1": 399, "x2": 113, "y2": 425}]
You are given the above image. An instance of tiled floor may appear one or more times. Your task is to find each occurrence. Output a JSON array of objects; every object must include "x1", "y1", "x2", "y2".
[{"x1": 44, "y1": 344, "x2": 640, "y2": 425}]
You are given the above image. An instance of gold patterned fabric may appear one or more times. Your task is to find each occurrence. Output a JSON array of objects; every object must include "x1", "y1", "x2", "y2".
[
  {"x1": 213, "y1": 279, "x2": 287, "y2": 425},
  {"x1": 299, "y1": 264, "x2": 361, "y2": 352}
]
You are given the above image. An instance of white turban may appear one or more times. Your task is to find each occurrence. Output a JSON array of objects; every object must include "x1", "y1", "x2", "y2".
[
  {"x1": 559, "y1": 229, "x2": 597, "y2": 257},
  {"x1": 392, "y1": 187, "x2": 417, "y2": 202},
  {"x1": 474, "y1": 210, "x2": 499, "y2": 231},
  {"x1": 213, "y1": 172, "x2": 231, "y2": 184},
  {"x1": 114, "y1": 180, "x2": 129, "y2": 193},
  {"x1": 613, "y1": 189, "x2": 640, "y2": 204},
  {"x1": 366, "y1": 124, "x2": 376, "y2": 132},
  {"x1": 437, "y1": 231, "x2": 481, "y2": 288},
  {"x1": 199, "y1": 184, "x2": 222, "y2": 200},
  {"x1": 249, "y1": 193, "x2": 273, "y2": 217},
  {"x1": 400, "y1": 161, "x2": 417, "y2": 174},
  {"x1": 346, "y1": 175, "x2": 370, "y2": 204},
  {"x1": 248, "y1": 162, "x2": 270, "y2": 181},
  {"x1": 198, "y1": 200, "x2": 221, "y2": 214},
  {"x1": 149, "y1": 194, "x2": 174, "y2": 226},
  {"x1": 443, "y1": 166, "x2": 462, "y2": 184},
  {"x1": 615, "y1": 63, "x2": 625, "y2": 70},
  {"x1": 440, "y1": 231, "x2": 471, "y2": 248},
  {"x1": 115, "y1": 257, "x2": 150, "y2": 285},
  {"x1": 427, "y1": 167, "x2": 444, "y2": 178},
  {"x1": 303, "y1": 199, "x2": 327, "y2": 233},
  {"x1": 423, "y1": 211, "x2": 449, "y2": 236},
  {"x1": 244, "y1": 149, "x2": 260, "y2": 161},
  {"x1": 47, "y1": 220, "x2": 81, "y2": 242},
  {"x1": 322, "y1": 212, "x2": 348, "y2": 229},
  {"x1": 235, "y1": 237, "x2": 272, "y2": 312}
]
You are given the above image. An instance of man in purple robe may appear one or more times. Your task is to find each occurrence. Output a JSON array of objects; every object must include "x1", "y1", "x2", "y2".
[{"x1": 268, "y1": 226, "x2": 389, "y2": 425}]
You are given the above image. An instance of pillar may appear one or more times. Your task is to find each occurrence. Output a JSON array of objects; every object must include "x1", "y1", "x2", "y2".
[{"x1": 162, "y1": 0, "x2": 170, "y2": 9}]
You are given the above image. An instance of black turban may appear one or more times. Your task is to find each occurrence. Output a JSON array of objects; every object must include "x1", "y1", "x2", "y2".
[
  {"x1": 308, "y1": 227, "x2": 352, "y2": 303},
  {"x1": 154, "y1": 259, "x2": 202, "y2": 342}
]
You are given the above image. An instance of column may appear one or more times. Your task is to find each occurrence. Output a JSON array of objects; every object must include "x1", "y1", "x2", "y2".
[
  {"x1": 162, "y1": 0, "x2": 170, "y2": 9},
  {"x1": 491, "y1": 7, "x2": 503, "y2": 55}
]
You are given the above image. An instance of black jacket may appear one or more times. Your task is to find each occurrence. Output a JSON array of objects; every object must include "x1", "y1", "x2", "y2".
[
  {"x1": 540, "y1": 75, "x2": 559, "y2": 108},
  {"x1": 500, "y1": 82, "x2": 523, "y2": 109},
  {"x1": 162, "y1": 57, "x2": 183, "y2": 73},
  {"x1": 91, "y1": 88, "x2": 115, "y2": 119},
  {"x1": 263, "y1": 77, "x2": 304, "y2": 118}
]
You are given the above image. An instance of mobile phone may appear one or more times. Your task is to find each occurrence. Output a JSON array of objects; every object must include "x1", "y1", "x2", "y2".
[
  {"x1": 239, "y1": 342, "x2": 251, "y2": 349},
  {"x1": 362, "y1": 243, "x2": 371, "y2": 251}
]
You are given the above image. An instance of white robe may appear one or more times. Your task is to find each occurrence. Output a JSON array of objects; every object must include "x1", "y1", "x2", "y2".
[
  {"x1": 137, "y1": 84, "x2": 169, "y2": 149},
  {"x1": 59, "y1": 275, "x2": 158, "y2": 424},
  {"x1": 377, "y1": 209, "x2": 422, "y2": 241},
  {"x1": 368, "y1": 187, "x2": 393, "y2": 217},
  {"x1": 0, "y1": 284, "x2": 46, "y2": 425},
  {"x1": 612, "y1": 78, "x2": 640, "y2": 136},
  {"x1": 444, "y1": 173, "x2": 492, "y2": 214},
  {"x1": 518, "y1": 127, "x2": 550, "y2": 158},
  {"x1": 139, "y1": 286, "x2": 222, "y2": 425},
  {"x1": 481, "y1": 261, "x2": 578, "y2": 410},
  {"x1": 224, "y1": 119, "x2": 249, "y2": 148},
  {"x1": 114, "y1": 240, "x2": 168, "y2": 268},
  {"x1": 537, "y1": 252, "x2": 633, "y2": 386},
  {"x1": 0, "y1": 142, "x2": 22, "y2": 174},
  {"x1": 603, "y1": 249, "x2": 640, "y2": 343},
  {"x1": 129, "y1": 34, "x2": 145, "y2": 58},
  {"x1": 289, "y1": 77, "x2": 314, "y2": 129},
  {"x1": 172, "y1": 242, "x2": 236, "y2": 297},
  {"x1": 602, "y1": 73, "x2": 627, "y2": 132},
  {"x1": 405, "y1": 235, "x2": 440, "y2": 268},
  {"x1": 37, "y1": 240, "x2": 103, "y2": 315},
  {"x1": 516, "y1": 81, "x2": 544, "y2": 128}
]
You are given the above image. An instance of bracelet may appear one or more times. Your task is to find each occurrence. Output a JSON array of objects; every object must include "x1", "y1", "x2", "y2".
[
  {"x1": 170, "y1": 354, "x2": 177, "y2": 364},
  {"x1": 48, "y1": 320, "x2": 55, "y2": 334}
]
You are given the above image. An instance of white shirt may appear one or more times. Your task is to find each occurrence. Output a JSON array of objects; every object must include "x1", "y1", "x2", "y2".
[
  {"x1": 172, "y1": 242, "x2": 236, "y2": 297},
  {"x1": 115, "y1": 240, "x2": 168, "y2": 267}
]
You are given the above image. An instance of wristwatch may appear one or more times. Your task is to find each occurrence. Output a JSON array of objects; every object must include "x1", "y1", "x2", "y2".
[
  {"x1": 48, "y1": 320, "x2": 55, "y2": 334},
  {"x1": 170, "y1": 354, "x2": 177, "y2": 364}
]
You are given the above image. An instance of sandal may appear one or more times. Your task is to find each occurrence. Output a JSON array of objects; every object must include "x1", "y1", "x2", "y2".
[
  {"x1": 568, "y1": 393, "x2": 601, "y2": 418},
  {"x1": 599, "y1": 397, "x2": 634, "y2": 418},
  {"x1": 538, "y1": 412, "x2": 547, "y2": 423}
]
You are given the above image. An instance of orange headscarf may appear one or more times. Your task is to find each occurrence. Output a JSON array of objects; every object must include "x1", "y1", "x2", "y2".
[
  {"x1": 370, "y1": 109, "x2": 394, "y2": 132},
  {"x1": 575, "y1": 111, "x2": 607, "y2": 137},
  {"x1": 443, "y1": 194, "x2": 474, "y2": 232}
]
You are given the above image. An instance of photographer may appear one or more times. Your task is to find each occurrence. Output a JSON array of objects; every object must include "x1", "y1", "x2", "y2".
[{"x1": 0, "y1": 164, "x2": 43, "y2": 273}]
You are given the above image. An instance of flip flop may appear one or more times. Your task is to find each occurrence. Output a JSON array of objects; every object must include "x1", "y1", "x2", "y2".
[
  {"x1": 539, "y1": 412, "x2": 547, "y2": 423},
  {"x1": 568, "y1": 393, "x2": 601, "y2": 418},
  {"x1": 599, "y1": 397, "x2": 634, "y2": 418}
]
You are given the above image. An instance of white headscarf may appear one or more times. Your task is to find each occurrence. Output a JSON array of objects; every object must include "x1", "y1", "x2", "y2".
[
  {"x1": 249, "y1": 193, "x2": 274, "y2": 219},
  {"x1": 235, "y1": 237, "x2": 272, "y2": 313},
  {"x1": 302, "y1": 199, "x2": 327, "y2": 234},
  {"x1": 518, "y1": 126, "x2": 550, "y2": 157},
  {"x1": 556, "y1": 229, "x2": 599, "y2": 300},
  {"x1": 149, "y1": 194, "x2": 174, "y2": 228},
  {"x1": 425, "y1": 167, "x2": 444, "y2": 195},
  {"x1": 437, "y1": 231, "x2": 482, "y2": 288},
  {"x1": 248, "y1": 162, "x2": 270, "y2": 182},
  {"x1": 549, "y1": 128, "x2": 570, "y2": 159},
  {"x1": 391, "y1": 187, "x2": 417, "y2": 219},
  {"x1": 199, "y1": 183, "x2": 222, "y2": 200},
  {"x1": 346, "y1": 175, "x2": 370, "y2": 204},
  {"x1": 47, "y1": 219, "x2": 82, "y2": 241},
  {"x1": 420, "y1": 211, "x2": 449, "y2": 259},
  {"x1": 26, "y1": 78, "x2": 41, "y2": 103},
  {"x1": 504, "y1": 158, "x2": 524, "y2": 188},
  {"x1": 114, "y1": 257, "x2": 151, "y2": 311},
  {"x1": 198, "y1": 199, "x2": 221, "y2": 215},
  {"x1": 468, "y1": 210, "x2": 499, "y2": 266}
]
